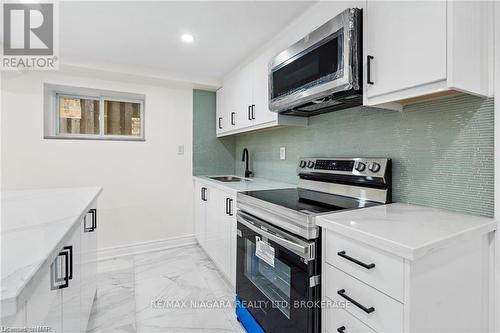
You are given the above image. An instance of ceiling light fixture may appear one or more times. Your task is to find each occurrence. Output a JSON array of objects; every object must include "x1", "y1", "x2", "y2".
[{"x1": 181, "y1": 34, "x2": 194, "y2": 43}]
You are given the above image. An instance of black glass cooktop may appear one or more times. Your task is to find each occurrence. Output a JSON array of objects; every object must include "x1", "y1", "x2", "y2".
[{"x1": 242, "y1": 188, "x2": 379, "y2": 215}]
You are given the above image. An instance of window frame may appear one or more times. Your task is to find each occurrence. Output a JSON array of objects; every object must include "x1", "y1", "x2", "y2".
[{"x1": 51, "y1": 91, "x2": 145, "y2": 141}]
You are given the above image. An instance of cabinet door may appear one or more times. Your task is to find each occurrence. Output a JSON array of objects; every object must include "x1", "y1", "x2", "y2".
[
  {"x1": 232, "y1": 66, "x2": 253, "y2": 129},
  {"x1": 62, "y1": 225, "x2": 82, "y2": 333},
  {"x1": 216, "y1": 88, "x2": 227, "y2": 135},
  {"x1": 365, "y1": 1, "x2": 446, "y2": 99},
  {"x1": 204, "y1": 186, "x2": 222, "y2": 264},
  {"x1": 228, "y1": 197, "x2": 237, "y2": 288},
  {"x1": 26, "y1": 261, "x2": 62, "y2": 332},
  {"x1": 251, "y1": 55, "x2": 277, "y2": 125},
  {"x1": 216, "y1": 193, "x2": 235, "y2": 281},
  {"x1": 213, "y1": 193, "x2": 229, "y2": 276},
  {"x1": 194, "y1": 181, "x2": 207, "y2": 249},
  {"x1": 80, "y1": 207, "x2": 97, "y2": 333}
]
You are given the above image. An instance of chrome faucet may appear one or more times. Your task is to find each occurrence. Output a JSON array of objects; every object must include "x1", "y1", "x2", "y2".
[{"x1": 242, "y1": 148, "x2": 253, "y2": 178}]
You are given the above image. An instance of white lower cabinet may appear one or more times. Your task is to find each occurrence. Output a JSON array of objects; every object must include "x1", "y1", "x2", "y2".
[
  {"x1": 3, "y1": 204, "x2": 99, "y2": 333},
  {"x1": 80, "y1": 210, "x2": 97, "y2": 332},
  {"x1": 26, "y1": 264, "x2": 63, "y2": 332},
  {"x1": 322, "y1": 230, "x2": 493, "y2": 333},
  {"x1": 62, "y1": 225, "x2": 82, "y2": 333},
  {"x1": 194, "y1": 180, "x2": 237, "y2": 287}
]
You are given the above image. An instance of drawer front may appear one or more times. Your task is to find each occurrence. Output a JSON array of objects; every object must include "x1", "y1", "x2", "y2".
[
  {"x1": 325, "y1": 264, "x2": 403, "y2": 333},
  {"x1": 324, "y1": 305, "x2": 376, "y2": 333},
  {"x1": 325, "y1": 231, "x2": 404, "y2": 301}
]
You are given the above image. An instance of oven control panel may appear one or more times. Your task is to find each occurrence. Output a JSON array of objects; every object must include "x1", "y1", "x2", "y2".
[{"x1": 297, "y1": 157, "x2": 390, "y2": 178}]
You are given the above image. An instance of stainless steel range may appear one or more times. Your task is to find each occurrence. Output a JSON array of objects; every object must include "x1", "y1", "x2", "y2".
[{"x1": 234, "y1": 157, "x2": 391, "y2": 333}]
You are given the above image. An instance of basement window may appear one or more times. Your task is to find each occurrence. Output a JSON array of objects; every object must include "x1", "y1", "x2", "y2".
[{"x1": 44, "y1": 84, "x2": 145, "y2": 141}]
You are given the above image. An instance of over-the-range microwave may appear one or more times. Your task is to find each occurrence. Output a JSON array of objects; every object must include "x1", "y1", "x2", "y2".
[{"x1": 268, "y1": 8, "x2": 362, "y2": 117}]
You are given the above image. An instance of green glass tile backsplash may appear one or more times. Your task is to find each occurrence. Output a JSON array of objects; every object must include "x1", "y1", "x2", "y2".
[
  {"x1": 193, "y1": 90, "x2": 235, "y2": 176},
  {"x1": 234, "y1": 95, "x2": 494, "y2": 217}
]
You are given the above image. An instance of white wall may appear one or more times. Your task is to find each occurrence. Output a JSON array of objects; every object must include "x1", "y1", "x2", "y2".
[{"x1": 1, "y1": 69, "x2": 194, "y2": 250}]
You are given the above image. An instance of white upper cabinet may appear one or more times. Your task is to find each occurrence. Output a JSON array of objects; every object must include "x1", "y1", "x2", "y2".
[
  {"x1": 364, "y1": 0, "x2": 492, "y2": 109},
  {"x1": 216, "y1": 54, "x2": 307, "y2": 137},
  {"x1": 365, "y1": 1, "x2": 446, "y2": 99},
  {"x1": 215, "y1": 87, "x2": 226, "y2": 135}
]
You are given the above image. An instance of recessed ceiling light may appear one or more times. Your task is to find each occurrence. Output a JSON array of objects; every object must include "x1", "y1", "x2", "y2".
[{"x1": 181, "y1": 34, "x2": 194, "y2": 43}]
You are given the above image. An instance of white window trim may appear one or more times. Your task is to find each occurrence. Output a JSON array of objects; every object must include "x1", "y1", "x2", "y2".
[{"x1": 44, "y1": 84, "x2": 146, "y2": 141}]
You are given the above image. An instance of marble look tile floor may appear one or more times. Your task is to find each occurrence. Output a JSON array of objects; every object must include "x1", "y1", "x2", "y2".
[{"x1": 87, "y1": 245, "x2": 245, "y2": 333}]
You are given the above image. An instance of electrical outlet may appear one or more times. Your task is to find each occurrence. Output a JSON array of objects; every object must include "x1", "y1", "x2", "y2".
[
  {"x1": 280, "y1": 147, "x2": 286, "y2": 160},
  {"x1": 177, "y1": 145, "x2": 184, "y2": 155}
]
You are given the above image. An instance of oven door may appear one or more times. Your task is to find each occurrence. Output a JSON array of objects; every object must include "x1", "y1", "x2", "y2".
[
  {"x1": 236, "y1": 211, "x2": 320, "y2": 333},
  {"x1": 268, "y1": 8, "x2": 361, "y2": 113}
]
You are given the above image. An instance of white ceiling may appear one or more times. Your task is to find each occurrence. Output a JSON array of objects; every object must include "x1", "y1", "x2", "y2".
[{"x1": 60, "y1": 1, "x2": 314, "y2": 83}]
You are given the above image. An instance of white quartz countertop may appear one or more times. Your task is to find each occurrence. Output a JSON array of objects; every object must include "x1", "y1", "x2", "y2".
[
  {"x1": 193, "y1": 176, "x2": 296, "y2": 194},
  {"x1": 1, "y1": 187, "x2": 102, "y2": 314},
  {"x1": 316, "y1": 203, "x2": 497, "y2": 260}
]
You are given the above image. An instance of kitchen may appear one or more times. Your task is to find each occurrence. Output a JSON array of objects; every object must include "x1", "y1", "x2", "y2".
[{"x1": 1, "y1": 1, "x2": 499, "y2": 333}]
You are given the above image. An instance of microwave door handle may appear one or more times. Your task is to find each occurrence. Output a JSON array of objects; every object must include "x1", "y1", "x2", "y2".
[{"x1": 237, "y1": 214, "x2": 311, "y2": 259}]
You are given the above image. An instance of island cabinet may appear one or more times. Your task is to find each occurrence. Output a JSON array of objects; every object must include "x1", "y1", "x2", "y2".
[
  {"x1": 318, "y1": 203, "x2": 496, "y2": 333},
  {"x1": 0, "y1": 204, "x2": 98, "y2": 333}
]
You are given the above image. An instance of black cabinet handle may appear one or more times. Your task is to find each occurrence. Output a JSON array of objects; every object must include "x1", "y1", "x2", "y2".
[
  {"x1": 225, "y1": 198, "x2": 230, "y2": 215},
  {"x1": 218, "y1": 117, "x2": 222, "y2": 129},
  {"x1": 231, "y1": 112, "x2": 236, "y2": 125},
  {"x1": 85, "y1": 209, "x2": 97, "y2": 232},
  {"x1": 248, "y1": 105, "x2": 252, "y2": 120},
  {"x1": 51, "y1": 246, "x2": 72, "y2": 290},
  {"x1": 84, "y1": 213, "x2": 93, "y2": 232},
  {"x1": 337, "y1": 326, "x2": 346, "y2": 333},
  {"x1": 337, "y1": 289, "x2": 375, "y2": 314},
  {"x1": 202, "y1": 187, "x2": 207, "y2": 201},
  {"x1": 251, "y1": 104, "x2": 255, "y2": 120},
  {"x1": 63, "y1": 246, "x2": 73, "y2": 280},
  {"x1": 367, "y1": 55, "x2": 374, "y2": 85},
  {"x1": 229, "y1": 199, "x2": 234, "y2": 216},
  {"x1": 90, "y1": 209, "x2": 97, "y2": 231},
  {"x1": 337, "y1": 251, "x2": 375, "y2": 269}
]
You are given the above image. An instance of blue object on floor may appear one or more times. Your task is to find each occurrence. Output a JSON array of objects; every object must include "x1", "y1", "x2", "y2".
[{"x1": 235, "y1": 295, "x2": 265, "y2": 333}]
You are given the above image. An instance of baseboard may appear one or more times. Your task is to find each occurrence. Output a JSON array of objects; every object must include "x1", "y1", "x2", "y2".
[{"x1": 97, "y1": 234, "x2": 197, "y2": 261}]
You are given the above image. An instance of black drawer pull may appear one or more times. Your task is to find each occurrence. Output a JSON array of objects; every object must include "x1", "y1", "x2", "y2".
[
  {"x1": 337, "y1": 326, "x2": 346, "y2": 333},
  {"x1": 231, "y1": 112, "x2": 236, "y2": 125},
  {"x1": 337, "y1": 251, "x2": 375, "y2": 269},
  {"x1": 225, "y1": 198, "x2": 230, "y2": 215},
  {"x1": 218, "y1": 117, "x2": 222, "y2": 129},
  {"x1": 248, "y1": 105, "x2": 252, "y2": 120},
  {"x1": 337, "y1": 289, "x2": 375, "y2": 314}
]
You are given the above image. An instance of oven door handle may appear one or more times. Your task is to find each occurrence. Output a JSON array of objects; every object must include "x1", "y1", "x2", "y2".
[{"x1": 237, "y1": 212, "x2": 315, "y2": 261}]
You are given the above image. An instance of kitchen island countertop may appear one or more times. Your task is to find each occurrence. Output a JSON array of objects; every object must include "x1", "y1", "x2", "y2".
[{"x1": 1, "y1": 187, "x2": 102, "y2": 316}]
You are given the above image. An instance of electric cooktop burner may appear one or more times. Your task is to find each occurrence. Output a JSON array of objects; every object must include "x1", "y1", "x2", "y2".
[
  {"x1": 242, "y1": 188, "x2": 379, "y2": 215},
  {"x1": 237, "y1": 157, "x2": 392, "y2": 240}
]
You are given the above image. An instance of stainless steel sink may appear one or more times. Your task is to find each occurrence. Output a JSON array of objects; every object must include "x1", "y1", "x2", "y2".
[{"x1": 209, "y1": 176, "x2": 248, "y2": 182}]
